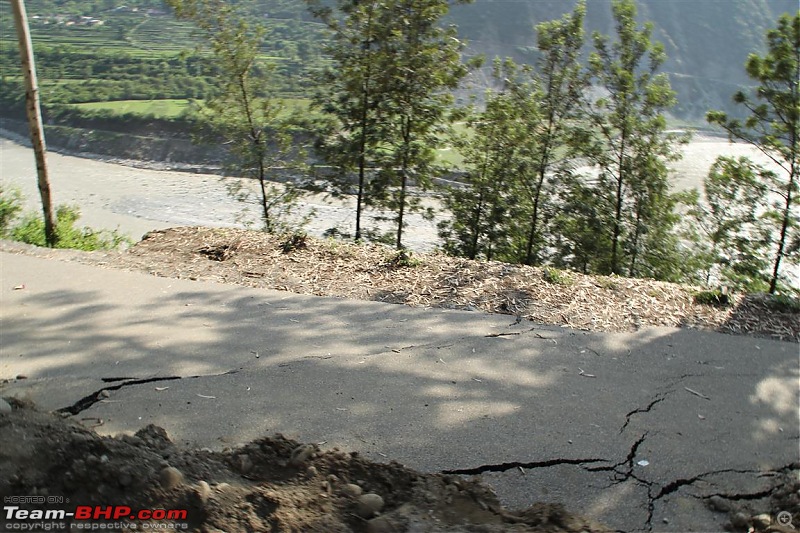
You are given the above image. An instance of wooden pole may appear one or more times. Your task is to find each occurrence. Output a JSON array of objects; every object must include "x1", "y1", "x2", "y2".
[{"x1": 11, "y1": 0, "x2": 57, "y2": 246}]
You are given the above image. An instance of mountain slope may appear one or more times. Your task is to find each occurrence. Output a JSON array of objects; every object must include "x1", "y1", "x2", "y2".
[{"x1": 448, "y1": 0, "x2": 798, "y2": 119}]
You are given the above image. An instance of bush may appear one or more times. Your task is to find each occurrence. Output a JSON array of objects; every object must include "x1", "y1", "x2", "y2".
[
  {"x1": 10, "y1": 205, "x2": 129, "y2": 251},
  {"x1": 766, "y1": 294, "x2": 800, "y2": 314},
  {"x1": 388, "y1": 250, "x2": 422, "y2": 268},
  {"x1": 0, "y1": 186, "x2": 24, "y2": 236},
  {"x1": 281, "y1": 232, "x2": 308, "y2": 253},
  {"x1": 693, "y1": 288, "x2": 731, "y2": 307},
  {"x1": 542, "y1": 266, "x2": 572, "y2": 286}
]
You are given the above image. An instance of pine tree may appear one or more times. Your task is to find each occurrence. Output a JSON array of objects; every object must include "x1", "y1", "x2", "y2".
[
  {"x1": 374, "y1": 0, "x2": 471, "y2": 249},
  {"x1": 517, "y1": 1, "x2": 587, "y2": 266},
  {"x1": 306, "y1": 0, "x2": 391, "y2": 241},
  {"x1": 438, "y1": 60, "x2": 530, "y2": 261},
  {"x1": 685, "y1": 156, "x2": 773, "y2": 290},
  {"x1": 579, "y1": 0, "x2": 687, "y2": 276},
  {"x1": 707, "y1": 11, "x2": 799, "y2": 294},
  {"x1": 167, "y1": 0, "x2": 307, "y2": 233}
]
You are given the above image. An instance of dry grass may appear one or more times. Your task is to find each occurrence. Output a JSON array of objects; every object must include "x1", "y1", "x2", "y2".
[
  {"x1": 99, "y1": 227, "x2": 798, "y2": 343},
  {"x1": 2, "y1": 226, "x2": 795, "y2": 341}
]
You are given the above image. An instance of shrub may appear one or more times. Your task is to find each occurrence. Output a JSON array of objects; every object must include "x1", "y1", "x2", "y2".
[
  {"x1": 281, "y1": 232, "x2": 308, "y2": 253},
  {"x1": 0, "y1": 185, "x2": 24, "y2": 236},
  {"x1": 693, "y1": 288, "x2": 731, "y2": 307},
  {"x1": 542, "y1": 266, "x2": 572, "y2": 286},
  {"x1": 388, "y1": 250, "x2": 422, "y2": 268},
  {"x1": 766, "y1": 294, "x2": 800, "y2": 314},
  {"x1": 11, "y1": 205, "x2": 129, "y2": 251}
]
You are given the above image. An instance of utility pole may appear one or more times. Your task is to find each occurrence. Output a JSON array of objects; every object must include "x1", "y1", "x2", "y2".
[{"x1": 11, "y1": 0, "x2": 57, "y2": 246}]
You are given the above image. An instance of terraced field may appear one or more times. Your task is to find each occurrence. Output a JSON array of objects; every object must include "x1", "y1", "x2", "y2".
[{"x1": 0, "y1": 2, "x2": 324, "y2": 107}]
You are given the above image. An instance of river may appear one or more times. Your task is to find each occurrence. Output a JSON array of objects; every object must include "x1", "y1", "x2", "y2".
[{"x1": 0, "y1": 132, "x2": 784, "y2": 254}]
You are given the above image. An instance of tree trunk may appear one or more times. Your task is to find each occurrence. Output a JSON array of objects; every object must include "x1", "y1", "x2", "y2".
[
  {"x1": 11, "y1": 0, "x2": 56, "y2": 246},
  {"x1": 769, "y1": 167, "x2": 795, "y2": 294},
  {"x1": 355, "y1": 7, "x2": 377, "y2": 243},
  {"x1": 395, "y1": 116, "x2": 412, "y2": 250},
  {"x1": 611, "y1": 136, "x2": 627, "y2": 275}
]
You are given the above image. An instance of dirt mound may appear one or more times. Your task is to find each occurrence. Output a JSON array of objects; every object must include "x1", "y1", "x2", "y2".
[{"x1": 0, "y1": 401, "x2": 611, "y2": 532}]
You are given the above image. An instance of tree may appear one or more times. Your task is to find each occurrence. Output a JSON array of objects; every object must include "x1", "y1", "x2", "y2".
[
  {"x1": 166, "y1": 0, "x2": 307, "y2": 233},
  {"x1": 438, "y1": 60, "x2": 530, "y2": 261},
  {"x1": 685, "y1": 156, "x2": 773, "y2": 290},
  {"x1": 516, "y1": 1, "x2": 587, "y2": 266},
  {"x1": 707, "y1": 11, "x2": 799, "y2": 294},
  {"x1": 579, "y1": 0, "x2": 687, "y2": 276},
  {"x1": 11, "y1": 0, "x2": 56, "y2": 246},
  {"x1": 373, "y1": 0, "x2": 471, "y2": 249},
  {"x1": 306, "y1": 0, "x2": 391, "y2": 241}
]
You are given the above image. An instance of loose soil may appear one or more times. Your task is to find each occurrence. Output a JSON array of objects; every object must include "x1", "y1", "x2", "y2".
[
  {"x1": 1, "y1": 400, "x2": 612, "y2": 533},
  {"x1": 2, "y1": 401, "x2": 797, "y2": 533}
]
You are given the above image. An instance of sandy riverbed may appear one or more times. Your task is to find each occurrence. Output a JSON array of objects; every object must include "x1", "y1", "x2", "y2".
[{"x1": 0, "y1": 133, "x2": 780, "y2": 250}]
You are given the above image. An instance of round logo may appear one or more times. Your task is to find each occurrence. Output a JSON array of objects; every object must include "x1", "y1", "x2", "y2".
[{"x1": 776, "y1": 511, "x2": 793, "y2": 528}]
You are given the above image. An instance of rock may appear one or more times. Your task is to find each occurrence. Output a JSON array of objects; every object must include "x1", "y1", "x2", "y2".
[
  {"x1": 356, "y1": 493, "x2": 384, "y2": 518},
  {"x1": 341, "y1": 483, "x2": 363, "y2": 498},
  {"x1": 289, "y1": 444, "x2": 315, "y2": 466},
  {"x1": 237, "y1": 454, "x2": 253, "y2": 474},
  {"x1": 98, "y1": 390, "x2": 111, "y2": 399},
  {"x1": 159, "y1": 466, "x2": 184, "y2": 490},
  {"x1": 730, "y1": 512, "x2": 749, "y2": 530},
  {"x1": 707, "y1": 495, "x2": 731, "y2": 513},
  {"x1": 752, "y1": 514, "x2": 771, "y2": 529},
  {"x1": 195, "y1": 481, "x2": 212, "y2": 504},
  {"x1": 366, "y1": 515, "x2": 395, "y2": 533},
  {"x1": 0, "y1": 398, "x2": 12, "y2": 412},
  {"x1": 118, "y1": 472, "x2": 132, "y2": 487}
]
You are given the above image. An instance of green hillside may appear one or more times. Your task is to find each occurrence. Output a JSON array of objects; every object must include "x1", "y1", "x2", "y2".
[
  {"x1": 447, "y1": 0, "x2": 797, "y2": 118},
  {"x1": 0, "y1": 0, "x2": 796, "y2": 120}
]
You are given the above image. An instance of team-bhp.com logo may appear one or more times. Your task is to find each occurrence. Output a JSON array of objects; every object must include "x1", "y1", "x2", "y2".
[{"x1": 3, "y1": 499, "x2": 189, "y2": 531}]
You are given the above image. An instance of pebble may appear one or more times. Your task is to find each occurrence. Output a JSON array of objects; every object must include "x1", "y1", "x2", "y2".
[
  {"x1": 195, "y1": 481, "x2": 212, "y2": 504},
  {"x1": 341, "y1": 483, "x2": 363, "y2": 498},
  {"x1": 289, "y1": 444, "x2": 315, "y2": 466},
  {"x1": 306, "y1": 466, "x2": 318, "y2": 478},
  {"x1": 707, "y1": 495, "x2": 731, "y2": 512},
  {"x1": 159, "y1": 466, "x2": 184, "y2": 490},
  {"x1": 730, "y1": 512, "x2": 749, "y2": 530},
  {"x1": 366, "y1": 516, "x2": 394, "y2": 533},
  {"x1": 238, "y1": 454, "x2": 253, "y2": 474},
  {"x1": 752, "y1": 514, "x2": 771, "y2": 528},
  {"x1": 356, "y1": 493, "x2": 385, "y2": 518},
  {"x1": 0, "y1": 399, "x2": 11, "y2": 412},
  {"x1": 98, "y1": 390, "x2": 111, "y2": 399}
]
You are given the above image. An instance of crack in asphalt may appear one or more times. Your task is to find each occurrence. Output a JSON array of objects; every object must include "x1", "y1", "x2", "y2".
[
  {"x1": 619, "y1": 394, "x2": 671, "y2": 434},
  {"x1": 56, "y1": 370, "x2": 240, "y2": 416},
  {"x1": 441, "y1": 457, "x2": 609, "y2": 475}
]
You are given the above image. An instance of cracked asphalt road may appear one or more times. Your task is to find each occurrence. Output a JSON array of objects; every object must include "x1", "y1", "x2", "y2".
[{"x1": 1, "y1": 252, "x2": 798, "y2": 531}]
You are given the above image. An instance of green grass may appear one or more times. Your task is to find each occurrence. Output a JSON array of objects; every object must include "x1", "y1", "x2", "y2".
[
  {"x1": 72, "y1": 99, "x2": 196, "y2": 118},
  {"x1": 71, "y1": 97, "x2": 313, "y2": 119}
]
